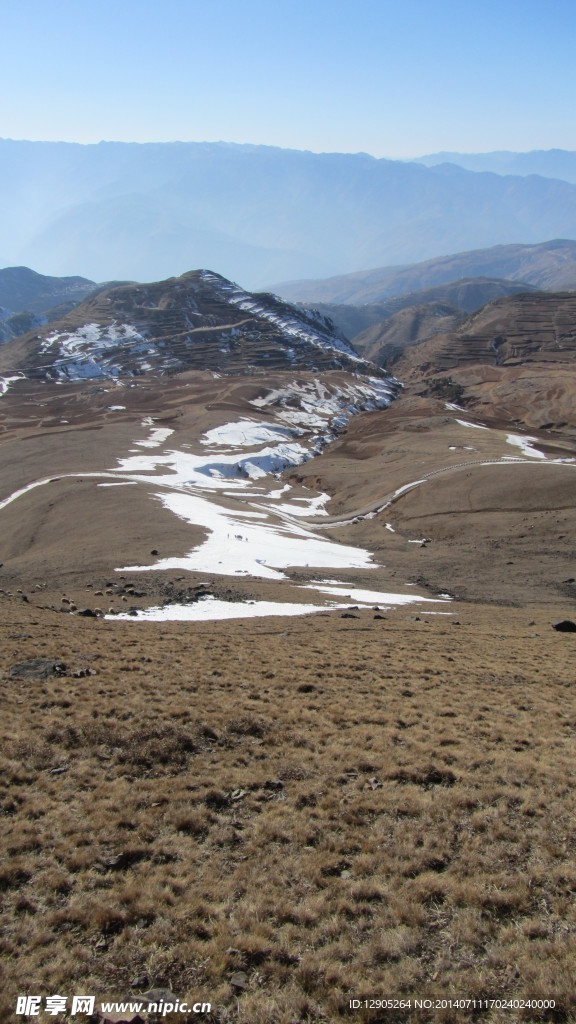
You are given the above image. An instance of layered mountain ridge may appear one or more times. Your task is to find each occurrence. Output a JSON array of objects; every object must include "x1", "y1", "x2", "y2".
[
  {"x1": 3, "y1": 140, "x2": 576, "y2": 285},
  {"x1": 275, "y1": 239, "x2": 576, "y2": 304}
]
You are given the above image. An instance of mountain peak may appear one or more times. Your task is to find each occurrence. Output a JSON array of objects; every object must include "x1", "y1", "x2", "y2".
[{"x1": 0, "y1": 269, "x2": 383, "y2": 384}]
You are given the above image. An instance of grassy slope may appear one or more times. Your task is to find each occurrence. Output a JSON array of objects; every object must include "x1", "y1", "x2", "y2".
[{"x1": 2, "y1": 600, "x2": 576, "y2": 1023}]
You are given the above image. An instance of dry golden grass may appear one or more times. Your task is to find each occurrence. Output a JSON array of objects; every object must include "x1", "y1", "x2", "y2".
[{"x1": 2, "y1": 597, "x2": 576, "y2": 1022}]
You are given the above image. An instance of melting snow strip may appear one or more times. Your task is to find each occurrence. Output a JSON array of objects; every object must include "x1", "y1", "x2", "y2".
[
  {"x1": 303, "y1": 584, "x2": 443, "y2": 606},
  {"x1": 109, "y1": 597, "x2": 338, "y2": 622},
  {"x1": 119, "y1": 491, "x2": 376, "y2": 581},
  {"x1": 506, "y1": 433, "x2": 547, "y2": 459},
  {"x1": 0, "y1": 373, "x2": 25, "y2": 396},
  {"x1": 455, "y1": 419, "x2": 488, "y2": 430}
]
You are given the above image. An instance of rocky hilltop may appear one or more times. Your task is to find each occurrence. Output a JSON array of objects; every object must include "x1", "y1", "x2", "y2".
[{"x1": 0, "y1": 269, "x2": 376, "y2": 382}]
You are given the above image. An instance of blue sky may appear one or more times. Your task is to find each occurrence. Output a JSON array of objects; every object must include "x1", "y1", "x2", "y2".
[{"x1": 1, "y1": 0, "x2": 574, "y2": 156}]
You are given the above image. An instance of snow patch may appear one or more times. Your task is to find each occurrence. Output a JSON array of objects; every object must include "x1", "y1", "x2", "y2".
[
  {"x1": 304, "y1": 584, "x2": 442, "y2": 606},
  {"x1": 135, "y1": 428, "x2": 175, "y2": 448},
  {"x1": 110, "y1": 596, "x2": 334, "y2": 622},
  {"x1": 201, "y1": 419, "x2": 300, "y2": 448},
  {"x1": 0, "y1": 373, "x2": 25, "y2": 396},
  {"x1": 506, "y1": 434, "x2": 547, "y2": 459},
  {"x1": 455, "y1": 419, "x2": 488, "y2": 430},
  {"x1": 120, "y1": 490, "x2": 375, "y2": 581}
]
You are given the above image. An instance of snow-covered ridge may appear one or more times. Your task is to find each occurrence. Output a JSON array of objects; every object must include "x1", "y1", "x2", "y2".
[
  {"x1": 7, "y1": 270, "x2": 399, "y2": 384},
  {"x1": 199, "y1": 270, "x2": 365, "y2": 363}
]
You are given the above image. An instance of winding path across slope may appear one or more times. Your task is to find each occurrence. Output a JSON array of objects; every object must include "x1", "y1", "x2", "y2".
[{"x1": 299, "y1": 456, "x2": 576, "y2": 529}]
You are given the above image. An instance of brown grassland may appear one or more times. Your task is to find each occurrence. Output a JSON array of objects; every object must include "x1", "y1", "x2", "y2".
[{"x1": 1, "y1": 371, "x2": 576, "y2": 1023}]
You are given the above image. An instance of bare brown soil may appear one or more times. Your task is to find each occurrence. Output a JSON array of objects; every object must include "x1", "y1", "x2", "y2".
[{"x1": 2, "y1": 371, "x2": 576, "y2": 1022}]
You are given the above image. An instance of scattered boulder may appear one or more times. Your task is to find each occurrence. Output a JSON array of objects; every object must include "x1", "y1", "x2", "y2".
[
  {"x1": 9, "y1": 658, "x2": 67, "y2": 679},
  {"x1": 230, "y1": 972, "x2": 248, "y2": 991},
  {"x1": 553, "y1": 620, "x2": 576, "y2": 632},
  {"x1": 141, "y1": 989, "x2": 179, "y2": 1005}
]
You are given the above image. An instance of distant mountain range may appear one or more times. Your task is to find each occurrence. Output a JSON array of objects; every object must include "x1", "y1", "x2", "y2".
[
  {"x1": 274, "y1": 240, "x2": 576, "y2": 304},
  {"x1": 2, "y1": 140, "x2": 576, "y2": 288},
  {"x1": 414, "y1": 149, "x2": 576, "y2": 184}
]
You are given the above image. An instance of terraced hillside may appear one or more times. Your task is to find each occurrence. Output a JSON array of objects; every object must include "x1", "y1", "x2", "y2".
[
  {"x1": 396, "y1": 292, "x2": 576, "y2": 374},
  {"x1": 0, "y1": 270, "x2": 371, "y2": 383},
  {"x1": 389, "y1": 292, "x2": 576, "y2": 435}
]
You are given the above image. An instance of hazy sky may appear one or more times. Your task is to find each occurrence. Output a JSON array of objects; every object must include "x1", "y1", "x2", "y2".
[{"x1": 1, "y1": 0, "x2": 574, "y2": 157}]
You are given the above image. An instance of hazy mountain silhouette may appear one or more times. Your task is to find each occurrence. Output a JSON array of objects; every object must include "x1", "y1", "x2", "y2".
[
  {"x1": 415, "y1": 149, "x2": 576, "y2": 184},
  {"x1": 273, "y1": 240, "x2": 576, "y2": 304},
  {"x1": 3, "y1": 140, "x2": 576, "y2": 288}
]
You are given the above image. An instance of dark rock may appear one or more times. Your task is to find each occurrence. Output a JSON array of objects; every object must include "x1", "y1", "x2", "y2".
[
  {"x1": 341, "y1": 612, "x2": 358, "y2": 619},
  {"x1": 77, "y1": 607, "x2": 96, "y2": 617},
  {"x1": 230, "y1": 972, "x2": 248, "y2": 990},
  {"x1": 9, "y1": 658, "x2": 67, "y2": 679},
  {"x1": 141, "y1": 989, "x2": 178, "y2": 1005},
  {"x1": 553, "y1": 620, "x2": 576, "y2": 632}
]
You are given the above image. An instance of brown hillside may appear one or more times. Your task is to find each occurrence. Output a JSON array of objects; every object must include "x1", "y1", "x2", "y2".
[
  {"x1": 352, "y1": 303, "x2": 462, "y2": 366},
  {"x1": 275, "y1": 239, "x2": 576, "y2": 304},
  {"x1": 389, "y1": 292, "x2": 576, "y2": 434}
]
